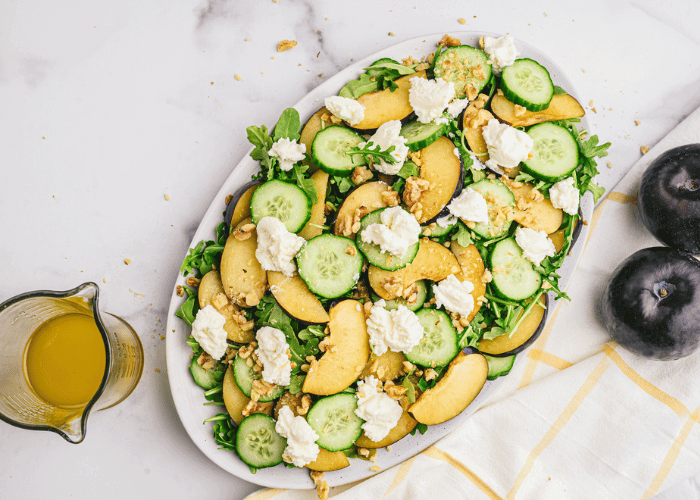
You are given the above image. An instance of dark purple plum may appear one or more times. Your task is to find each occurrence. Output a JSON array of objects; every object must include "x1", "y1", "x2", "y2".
[
  {"x1": 638, "y1": 144, "x2": 700, "y2": 254},
  {"x1": 601, "y1": 247, "x2": 700, "y2": 360}
]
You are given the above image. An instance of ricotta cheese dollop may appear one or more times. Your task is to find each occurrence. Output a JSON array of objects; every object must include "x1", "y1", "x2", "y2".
[
  {"x1": 324, "y1": 95, "x2": 366, "y2": 126},
  {"x1": 255, "y1": 216, "x2": 306, "y2": 277},
  {"x1": 514, "y1": 227, "x2": 556, "y2": 267},
  {"x1": 549, "y1": 177, "x2": 580, "y2": 216},
  {"x1": 354, "y1": 376, "x2": 403, "y2": 442},
  {"x1": 365, "y1": 299, "x2": 424, "y2": 356},
  {"x1": 255, "y1": 326, "x2": 292, "y2": 386},
  {"x1": 408, "y1": 76, "x2": 456, "y2": 124},
  {"x1": 361, "y1": 206, "x2": 421, "y2": 259},
  {"x1": 447, "y1": 187, "x2": 489, "y2": 224},
  {"x1": 481, "y1": 119, "x2": 534, "y2": 174},
  {"x1": 363, "y1": 120, "x2": 409, "y2": 175},
  {"x1": 432, "y1": 274, "x2": 475, "y2": 318},
  {"x1": 483, "y1": 35, "x2": 519, "y2": 75},
  {"x1": 191, "y1": 305, "x2": 228, "y2": 360},
  {"x1": 275, "y1": 406, "x2": 320, "y2": 467},
  {"x1": 268, "y1": 138, "x2": 306, "y2": 172}
]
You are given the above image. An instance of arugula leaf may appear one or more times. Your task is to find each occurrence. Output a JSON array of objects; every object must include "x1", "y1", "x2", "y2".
[
  {"x1": 553, "y1": 85, "x2": 567, "y2": 95},
  {"x1": 451, "y1": 221, "x2": 473, "y2": 247},
  {"x1": 410, "y1": 423, "x2": 429, "y2": 436},
  {"x1": 348, "y1": 142, "x2": 398, "y2": 165},
  {"x1": 332, "y1": 175, "x2": 355, "y2": 194},
  {"x1": 180, "y1": 224, "x2": 227, "y2": 278},
  {"x1": 288, "y1": 373, "x2": 305, "y2": 394},
  {"x1": 273, "y1": 108, "x2": 302, "y2": 142},
  {"x1": 291, "y1": 163, "x2": 318, "y2": 205},
  {"x1": 482, "y1": 326, "x2": 507, "y2": 341},
  {"x1": 203, "y1": 414, "x2": 237, "y2": 451},
  {"x1": 338, "y1": 58, "x2": 416, "y2": 99},
  {"x1": 397, "y1": 160, "x2": 419, "y2": 179},
  {"x1": 175, "y1": 286, "x2": 199, "y2": 326},
  {"x1": 298, "y1": 325, "x2": 326, "y2": 341}
]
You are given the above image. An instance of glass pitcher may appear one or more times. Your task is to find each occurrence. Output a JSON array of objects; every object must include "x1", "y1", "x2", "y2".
[{"x1": 0, "y1": 282, "x2": 143, "y2": 443}]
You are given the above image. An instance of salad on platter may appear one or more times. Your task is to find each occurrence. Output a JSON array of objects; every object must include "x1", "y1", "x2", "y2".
[{"x1": 173, "y1": 32, "x2": 610, "y2": 492}]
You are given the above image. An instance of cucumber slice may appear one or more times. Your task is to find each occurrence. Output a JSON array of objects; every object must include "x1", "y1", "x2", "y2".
[
  {"x1": 306, "y1": 393, "x2": 364, "y2": 451},
  {"x1": 433, "y1": 45, "x2": 492, "y2": 99},
  {"x1": 485, "y1": 354, "x2": 516, "y2": 380},
  {"x1": 311, "y1": 125, "x2": 367, "y2": 177},
  {"x1": 356, "y1": 208, "x2": 420, "y2": 271},
  {"x1": 250, "y1": 179, "x2": 312, "y2": 233},
  {"x1": 370, "y1": 280, "x2": 428, "y2": 312},
  {"x1": 233, "y1": 353, "x2": 285, "y2": 402},
  {"x1": 500, "y1": 58, "x2": 554, "y2": 112},
  {"x1": 235, "y1": 413, "x2": 286, "y2": 469},
  {"x1": 425, "y1": 219, "x2": 457, "y2": 238},
  {"x1": 400, "y1": 120, "x2": 446, "y2": 151},
  {"x1": 296, "y1": 234, "x2": 364, "y2": 299},
  {"x1": 404, "y1": 308, "x2": 459, "y2": 368},
  {"x1": 189, "y1": 357, "x2": 226, "y2": 390},
  {"x1": 489, "y1": 237, "x2": 542, "y2": 301},
  {"x1": 522, "y1": 122, "x2": 580, "y2": 181},
  {"x1": 468, "y1": 179, "x2": 515, "y2": 240}
]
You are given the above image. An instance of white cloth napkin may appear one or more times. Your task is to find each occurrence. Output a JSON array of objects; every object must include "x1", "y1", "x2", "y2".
[{"x1": 245, "y1": 107, "x2": 700, "y2": 500}]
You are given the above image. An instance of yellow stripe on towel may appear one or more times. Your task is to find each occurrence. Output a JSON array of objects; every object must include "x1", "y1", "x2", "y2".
[
  {"x1": 526, "y1": 348, "x2": 574, "y2": 371},
  {"x1": 246, "y1": 488, "x2": 287, "y2": 500},
  {"x1": 506, "y1": 356, "x2": 612, "y2": 499},
  {"x1": 382, "y1": 455, "x2": 418, "y2": 497},
  {"x1": 422, "y1": 446, "x2": 503, "y2": 500}
]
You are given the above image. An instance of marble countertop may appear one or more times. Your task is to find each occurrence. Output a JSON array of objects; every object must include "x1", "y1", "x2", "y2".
[{"x1": 2, "y1": 0, "x2": 700, "y2": 498}]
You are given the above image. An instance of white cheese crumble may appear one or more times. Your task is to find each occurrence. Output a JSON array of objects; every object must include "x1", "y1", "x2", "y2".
[
  {"x1": 269, "y1": 138, "x2": 306, "y2": 171},
  {"x1": 446, "y1": 97, "x2": 470, "y2": 119},
  {"x1": 436, "y1": 214, "x2": 457, "y2": 228},
  {"x1": 324, "y1": 95, "x2": 365, "y2": 126},
  {"x1": 362, "y1": 120, "x2": 409, "y2": 175},
  {"x1": 275, "y1": 406, "x2": 320, "y2": 467},
  {"x1": 432, "y1": 274, "x2": 475, "y2": 318},
  {"x1": 354, "y1": 376, "x2": 403, "y2": 442},
  {"x1": 447, "y1": 187, "x2": 489, "y2": 224},
  {"x1": 191, "y1": 305, "x2": 228, "y2": 360},
  {"x1": 514, "y1": 227, "x2": 556, "y2": 267},
  {"x1": 361, "y1": 206, "x2": 420, "y2": 259},
  {"x1": 549, "y1": 177, "x2": 580, "y2": 216},
  {"x1": 470, "y1": 155, "x2": 487, "y2": 171},
  {"x1": 255, "y1": 326, "x2": 292, "y2": 386},
  {"x1": 408, "y1": 77, "x2": 455, "y2": 124},
  {"x1": 365, "y1": 299, "x2": 424, "y2": 356},
  {"x1": 481, "y1": 119, "x2": 533, "y2": 174},
  {"x1": 255, "y1": 216, "x2": 306, "y2": 277},
  {"x1": 483, "y1": 35, "x2": 519, "y2": 75}
]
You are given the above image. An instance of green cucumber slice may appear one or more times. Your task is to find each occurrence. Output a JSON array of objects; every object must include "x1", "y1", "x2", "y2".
[
  {"x1": 500, "y1": 58, "x2": 554, "y2": 112},
  {"x1": 189, "y1": 357, "x2": 226, "y2": 390},
  {"x1": 233, "y1": 353, "x2": 285, "y2": 402},
  {"x1": 468, "y1": 179, "x2": 515, "y2": 240},
  {"x1": 356, "y1": 208, "x2": 420, "y2": 271},
  {"x1": 404, "y1": 308, "x2": 459, "y2": 368},
  {"x1": 433, "y1": 45, "x2": 493, "y2": 99},
  {"x1": 485, "y1": 354, "x2": 516, "y2": 380},
  {"x1": 311, "y1": 125, "x2": 367, "y2": 177},
  {"x1": 521, "y1": 122, "x2": 580, "y2": 181},
  {"x1": 370, "y1": 280, "x2": 428, "y2": 312},
  {"x1": 235, "y1": 413, "x2": 286, "y2": 469},
  {"x1": 488, "y1": 237, "x2": 542, "y2": 301},
  {"x1": 400, "y1": 120, "x2": 446, "y2": 151},
  {"x1": 296, "y1": 234, "x2": 364, "y2": 299},
  {"x1": 250, "y1": 179, "x2": 312, "y2": 233},
  {"x1": 306, "y1": 393, "x2": 364, "y2": 452}
]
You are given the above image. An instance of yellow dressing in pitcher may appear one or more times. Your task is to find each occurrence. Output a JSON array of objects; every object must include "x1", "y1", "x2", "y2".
[{"x1": 23, "y1": 313, "x2": 107, "y2": 409}]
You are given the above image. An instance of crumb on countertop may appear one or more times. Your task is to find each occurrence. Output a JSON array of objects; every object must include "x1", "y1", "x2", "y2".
[
  {"x1": 641, "y1": 145, "x2": 650, "y2": 155},
  {"x1": 278, "y1": 40, "x2": 297, "y2": 52},
  {"x1": 458, "y1": 17, "x2": 467, "y2": 24},
  {"x1": 124, "y1": 258, "x2": 131, "y2": 265},
  {"x1": 164, "y1": 194, "x2": 170, "y2": 201}
]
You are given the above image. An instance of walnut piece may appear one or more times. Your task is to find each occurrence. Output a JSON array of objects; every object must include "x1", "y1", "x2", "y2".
[
  {"x1": 351, "y1": 165, "x2": 373, "y2": 185},
  {"x1": 278, "y1": 40, "x2": 298, "y2": 52},
  {"x1": 234, "y1": 223, "x2": 256, "y2": 241},
  {"x1": 438, "y1": 34, "x2": 461, "y2": 47}
]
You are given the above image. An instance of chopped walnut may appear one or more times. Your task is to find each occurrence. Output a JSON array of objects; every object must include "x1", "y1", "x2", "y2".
[
  {"x1": 466, "y1": 83, "x2": 478, "y2": 101},
  {"x1": 438, "y1": 34, "x2": 461, "y2": 47},
  {"x1": 370, "y1": 465, "x2": 381, "y2": 472},
  {"x1": 351, "y1": 165, "x2": 373, "y2": 185},
  {"x1": 252, "y1": 379, "x2": 277, "y2": 398},
  {"x1": 381, "y1": 188, "x2": 400, "y2": 207},
  {"x1": 407, "y1": 201, "x2": 423, "y2": 221},
  {"x1": 402, "y1": 361, "x2": 416, "y2": 374},
  {"x1": 407, "y1": 150, "x2": 422, "y2": 167},
  {"x1": 358, "y1": 447, "x2": 370, "y2": 457},
  {"x1": 384, "y1": 382, "x2": 408, "y2": 400},
  {"x1": 238, "y1": 343, "x2": 255, "y2": 359},
  {"x1": 277, "y1": 39, "x2": 297, "y2": 52},
  {"x1": 242, "y1": 400, "x2": 272, "y2": 418},
  {"x1": 245, "y1": 290, "x2": 260, "y2": 307},
  {"x1": 317, "y1": 480, "x2": 329, "y2": 500},
  {"x1": 186, "y1": 276, "x2": 201, "y2": 287},
  {"x1": 224, "y1": 193, "x2": 233, "y2": 205},
  {"x1": 424, "y1": 368, "x2": 438, "y2": 381},
  {"x1": 337, "y1": 214, "x2": 353, "y2": 237},
  {"x1": 482, "y1": 269, "x2": 493, "y2": 283},
  {"x1": 318, "y1": 336, "x2": 333, "y2": 353},
  {"x1": 176, "y1": 285, "x2": 184, "y2": 297},
  {"x1": 513, "y1": 104, "x2": 527, "y2": 117},
  {"x1": 403, "y1": 176, "x2": 430, "y2": 206},
  {"x1": 381, "y1": 276, "x2": 404, "y2": 298},
  {"x1": 641, "y1": 145, "x2": 650, "y2": 155},
  {"x1": 345, "y1": 245, "x2": 357, "y2": 256},
  {"x1": 478, "y1": 36, "x2": 485, "y2": 49},
  {"x1": 234, "y1": 223, "x2": 256, "y2": 241},
  {"x1": 472, "y1": 64, "x2": 486, "y2": 80},
  {"x1": 196, "y1": 352, "x2": 216, "y2": 370},
  {"x1": 402, "y1": 55, "x2": 418, "y2": 66}
]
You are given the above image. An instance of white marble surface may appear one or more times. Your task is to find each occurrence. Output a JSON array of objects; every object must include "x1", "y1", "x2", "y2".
[{"x1": 2, "y1": 1, "x2": 700, "y2": 499}]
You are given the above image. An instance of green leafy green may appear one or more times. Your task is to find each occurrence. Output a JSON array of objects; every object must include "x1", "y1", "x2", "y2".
[
  {"x1": 203, "y1": 414, "x2": 237, "y2": 451},
  {"x1": 175, "y1": 286, "x2": 199, "y2": 326},
  {"x1": 273, "y1": 108, "x2": 301, "y2": 142},
  {"x1": 348, "y1": 142, "x2": 398, "y2": 166},
  {"x1": 553, "y1": 85, "x2": 567, "y2": 95},
  {"x1": 332, "y1": 175, "x2": 355, "y2": 194},
  {"x1": 410, "y1": 423, "x2": 429, "y2": 436},
  {"x1": 179, "y1": 222, "x2": 227, "y2": 278},
  {"x1": 338, "y1": 58, "x2": 416, "y2": 99},
  {"x1": 451, "y1": 221, "x2": 473, "y2": 247},
  {"x1": 397, "y1": 160, "x2": 419, "y2": 179}
]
